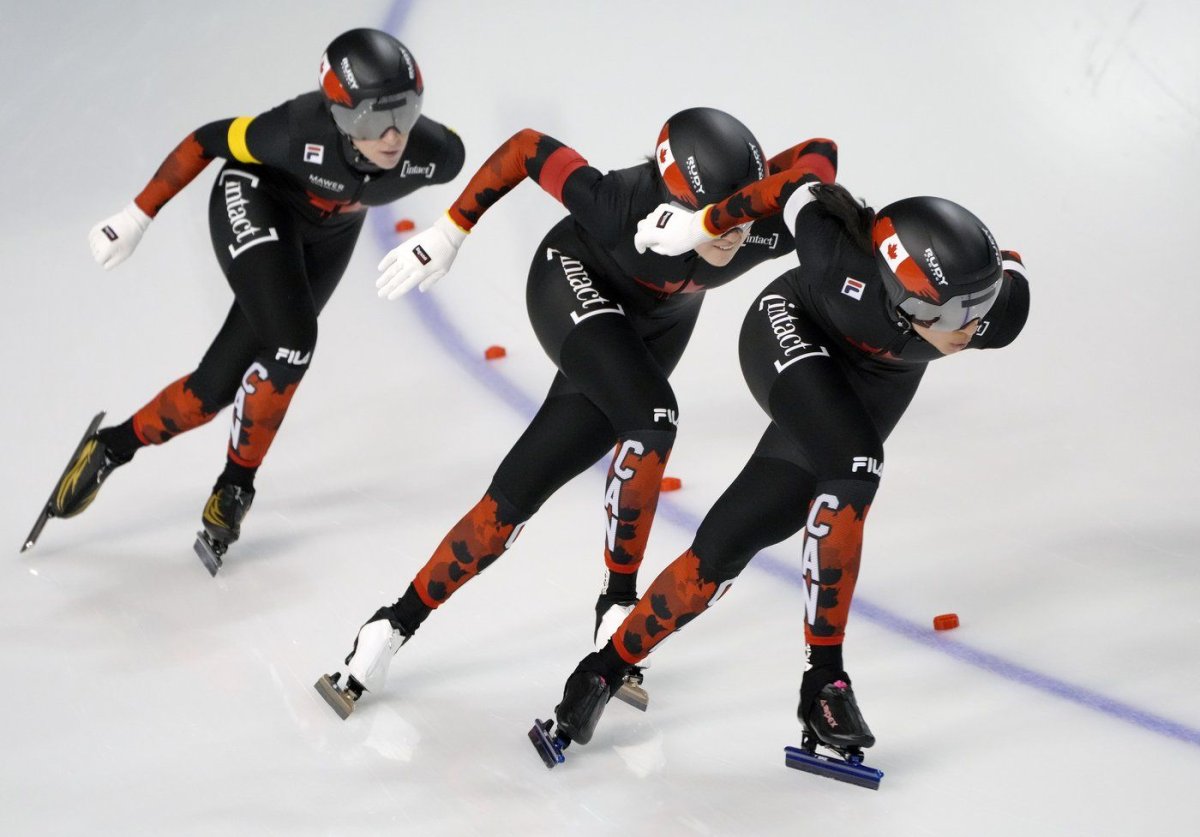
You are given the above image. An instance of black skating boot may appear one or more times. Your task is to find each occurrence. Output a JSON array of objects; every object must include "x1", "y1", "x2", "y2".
[
  {"x1": 529, "y1": 651, "x2": 627, "y2": 768},
  {"x1": 201, "y1": 483, "x2": 255, "y2": 544},
  {"x1": 799, "y1": 668, "x2": 875, "y2": 750},
  {"x1": 554, "y1": 655, "x2": 619, "y2": 746},
  {"x1": 193, "y1": 483, "x2": 255, "y2": 576},
  {"x1": 594, "y1": 593, "x2": 649, "y2": 710},
  {"x1": 48, "y1": 431, "x2": 130, "y2": 519},
  {"x1": 786, "y1": 667, "x2": 884, "y2": 788}
]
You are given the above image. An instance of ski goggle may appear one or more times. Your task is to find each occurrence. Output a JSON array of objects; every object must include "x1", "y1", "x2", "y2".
[
  {"x1": 330, "y1": 91, "x2": 421, "y2": 140},
  {"x1": 899, "y1": 277, "x2": 1003, "y2": 332}
]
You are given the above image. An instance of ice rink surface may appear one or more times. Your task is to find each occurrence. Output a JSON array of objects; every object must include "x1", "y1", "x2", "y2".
[{"x1": 2, "y1": 1, "x2": 1198, "y2": 834}]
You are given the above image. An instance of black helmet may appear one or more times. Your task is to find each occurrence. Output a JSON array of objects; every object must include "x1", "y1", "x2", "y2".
[
  {"x1": 654, "y1": 107, "x2": 766, "y2": 210},
  {"x1": 872, "y1": 197, "x2": 1004, "y2": 331},
  {"x1": 319, "y1": 29, "x2": 423, "y2": 139}
]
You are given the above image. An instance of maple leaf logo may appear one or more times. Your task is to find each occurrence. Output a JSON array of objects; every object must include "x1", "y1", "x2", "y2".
[
  {"x1": 659, "y1": 148, "x2": 667, "y2": 163},
  {"x1": 887, "y1": 243, "x2": 898, "y2": 260}
]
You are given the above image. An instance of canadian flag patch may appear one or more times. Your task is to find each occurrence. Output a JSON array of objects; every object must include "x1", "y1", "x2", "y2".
[
  {"x1": 878, "y1": 231, "x2": 909, "y2": 272},
  {"x1": 841, "y1": 277, "x2": 866, "y2": 300},
  {"x1": 655, "y1": 138, "x2": 675, "y2": 177}
]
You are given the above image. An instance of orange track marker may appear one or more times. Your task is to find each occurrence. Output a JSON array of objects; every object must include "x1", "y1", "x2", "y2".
[
  {"x1": 660, "y1": 477, "x2": 682, "y2": 491},
  {"x1": 484, "y1": 345, "x2": 507, "y2": 360},
  {"x1": 933, "y1": 613, "x2": 960, "y2": 631},
  {"x1": 394, "y1": 218, "x2": 415, "y2": 233}
]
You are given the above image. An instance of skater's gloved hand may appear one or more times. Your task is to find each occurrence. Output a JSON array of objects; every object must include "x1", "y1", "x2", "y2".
[
  {"x1": 88, "y1": 203, "x2": 152, "y2": 270},
  {"x1": 634, "y1": 202, "x2": 718, "y2": 256},
  {"x1": 376, "y1": 214, "x2": 468, "y2": 300}
]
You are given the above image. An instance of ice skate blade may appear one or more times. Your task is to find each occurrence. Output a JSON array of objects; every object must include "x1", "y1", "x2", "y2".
[
  {"x1": 20, "y1": 411, "x2": 106, "y2": 553},
  {"x1": 193, "y1": 532, "x2": 225, "y2": 577},
  {"x1": 528, "y1": 719, "x2": 567, "y2": 769},
  {"x1": 613, "y1": 680, "x2": 649, "y2": 711},
  {"x1": 784, "y1": 745, "x2": 883, "y2": 790},
  {"x1": 314, "y1": 674, "x2": 357, "y2": 719}
]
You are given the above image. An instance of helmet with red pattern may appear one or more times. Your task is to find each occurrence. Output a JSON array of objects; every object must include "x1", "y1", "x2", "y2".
[
  {"x1": 654, "y1": 107, "x2": 766, "y2": 210},
  {"x1": 872, "y1": 197, "x2": 1004, "y2": 332},
  {"x1": 319, "y1": 29, "x2": 423, "y2": 140}
]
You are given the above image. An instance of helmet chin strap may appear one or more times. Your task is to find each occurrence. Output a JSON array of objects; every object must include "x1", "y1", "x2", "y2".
[{"x1": 336, "y1": 131, "x2": 380, "y2": 173}]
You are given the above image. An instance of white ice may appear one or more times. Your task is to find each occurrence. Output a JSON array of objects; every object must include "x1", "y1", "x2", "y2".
[{"x1": 2, "y1": 1, "x2": 1198, "y2": 835}]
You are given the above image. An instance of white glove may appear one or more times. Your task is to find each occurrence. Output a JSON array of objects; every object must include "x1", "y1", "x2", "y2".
[
  {"x1": 633, "y1": 202, "x2": 718, "y2": 256},
  {"x1": 376, "y1": 214, "x2": 468, "y2": 299},
  {"x1": 88, "y1": 203, "x2": 152, "y2": 270}
]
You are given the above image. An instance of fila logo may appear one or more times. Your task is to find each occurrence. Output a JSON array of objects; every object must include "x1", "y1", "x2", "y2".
[
  {"x1": 841, "y1": 277, "x2": 865, "y2": 301},
  {"x1": 413, "y1": 244, "x2": 431, "y2": 265},
  {"x1": 652, "y1": 408, "x2": 678, "y2": 426},
  {"x1": 303, "y1": 143, "x2": 325, "y2": 164},
  {"x1": 656, "y1": 210, "x2": 673, "y2": 229},
  {"x1": 851, "y1": 456, "x2": 883, "y2": 476},
  {"x1": 274, "y1": 347, "x2": 312, "y2": 366}
]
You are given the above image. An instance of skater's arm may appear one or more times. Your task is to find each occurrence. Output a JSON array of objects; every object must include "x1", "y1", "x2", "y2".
[
  {"x1": 444, "y1": 129, "x2": 597, "y2": 232},
  {"x1": 132, "y1": 107, "x2": 288, "y2": 217},
  {"x1": 968, "y1": 250, "x2": 1030, "y2": 350},
  {"x1": 130, "y1": 127, "x2": 220, "y2": 218},
  {"x1": 766, "y1": 138, "x2": 838, "y2": 177},
  {"x1": 705, "y1": 138, "x2": 839, "y2": 234},
  {"x1": 633, "y1": 138, "x2": 838, "y2": 257}
]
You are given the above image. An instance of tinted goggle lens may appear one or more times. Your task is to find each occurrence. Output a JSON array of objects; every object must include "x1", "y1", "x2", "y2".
[
  {"x1": 900, "y1": 277, "x2": 1002, "y2": 331},
  {"x1": 331, "y1": 92, "x2": 421, "y2": 140}
]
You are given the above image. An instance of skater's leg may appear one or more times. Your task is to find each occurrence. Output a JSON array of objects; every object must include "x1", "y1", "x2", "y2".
[
  {"x1": 739, "y1": 280, "x2": 925, "y2": 745},
  {"x1": 551, "y1": 305, "x2": 681, "y2": 594},
  {"x1": 98, "y1": 301, "x2": 256, "y2": 459},
  {"x1": 49, "y1": 285, "x2": 261, "y2": 520},
  {"x1": 195, "y1": 174, "x2": 355, "y2": 555},
  {"x1": 605, "y1": 451, "x2": 815, "y2": 668},
  {"x1": 398, "y1": 381, "x2": 617, "y2": 626},
  {"x1": 317, "y1": 384, "x2": 616, "y2": 714},
  {"x1": 526, "y1": 234, "x2": 700, "y2": 603}
]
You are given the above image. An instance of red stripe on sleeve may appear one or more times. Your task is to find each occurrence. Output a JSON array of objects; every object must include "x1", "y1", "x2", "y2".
[
  {"x1": 795, "y1": 151, "x2": 836, "y2": 185},
  {"x1": 536, "y1": 147, "x2": 588, "y2": 204}
]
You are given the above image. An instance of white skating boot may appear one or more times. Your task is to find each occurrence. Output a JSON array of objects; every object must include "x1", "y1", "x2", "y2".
[{"x1": 314, "y1": 607, "x2": 408, "y2": 719}]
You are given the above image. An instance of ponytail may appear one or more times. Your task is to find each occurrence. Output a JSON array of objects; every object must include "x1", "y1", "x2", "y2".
[{"x1": 810, "y1": 183, "x2": 875, "y2": 253}]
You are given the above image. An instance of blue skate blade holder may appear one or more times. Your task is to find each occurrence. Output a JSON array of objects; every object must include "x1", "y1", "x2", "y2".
[
  {"x1": 529, "y1": 719, "x2": 567, "y2": 769},
  {"x1": 785, "y1": 745, "x2": 884, "y2": 790}
]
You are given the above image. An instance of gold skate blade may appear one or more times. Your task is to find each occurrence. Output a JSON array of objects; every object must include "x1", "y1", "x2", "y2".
[
  {"x1": 613, "y1": 680, "x2": 649, "y2": 711},
  {"x1": 314, "y1": 674, "x2": 356, "y2": 719}
]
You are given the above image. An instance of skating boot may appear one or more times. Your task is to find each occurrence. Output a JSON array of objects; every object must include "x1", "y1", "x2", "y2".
[
  {"x1": 193, "y1": 483, "x2": 255, "y2": 576},
  {"x1": 23, "y1": 413, "x2": 126, "y2": 552},
  {"x1": 785, "y1": 668, "x2": 884, "y2": 789},
  {"x1": 314, "y1": 607, "x2": 409, "y2": 719},
  {"x1": 529, "y1": 652, "x2": 621, "y2": 768},
  {"x1": 594, "y1": 593, "x2": 649, "y2": 711}
]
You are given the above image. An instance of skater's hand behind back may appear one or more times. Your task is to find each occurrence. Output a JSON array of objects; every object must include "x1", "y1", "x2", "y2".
[{"x1": 88, "y1": 203, "x2": 151, "y2": 270}]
